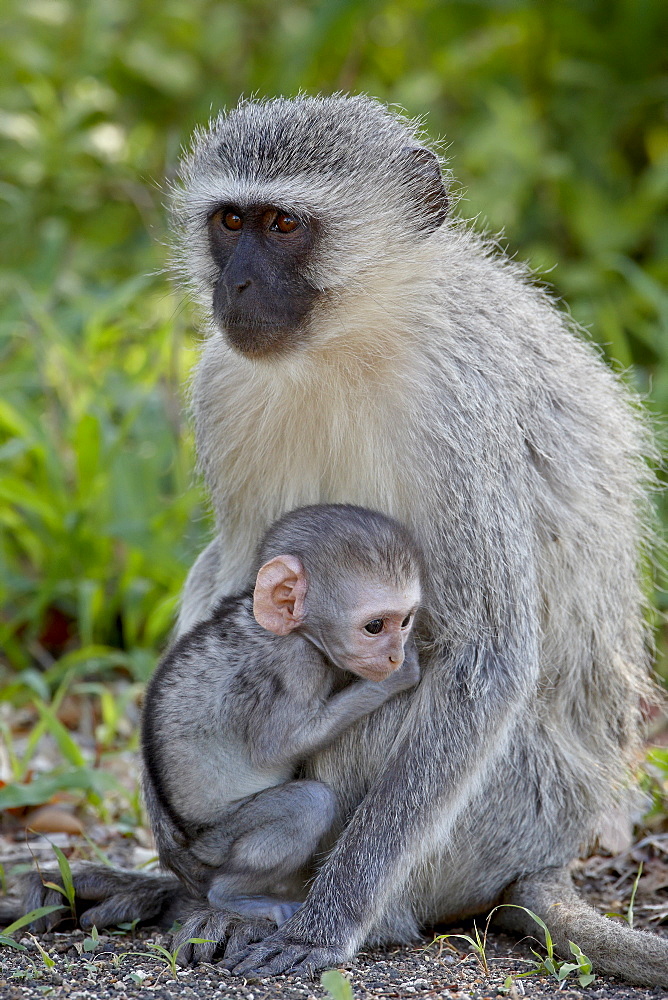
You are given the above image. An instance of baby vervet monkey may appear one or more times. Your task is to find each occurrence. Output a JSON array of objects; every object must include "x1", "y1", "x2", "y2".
[{"x1": 141, "y1": 504, "x2": 422, "y2": 921}]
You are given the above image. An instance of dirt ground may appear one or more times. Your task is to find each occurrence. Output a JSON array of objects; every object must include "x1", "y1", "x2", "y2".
[{"x1": 1, "y1": 832, "x2": 667, "y2": 1000}]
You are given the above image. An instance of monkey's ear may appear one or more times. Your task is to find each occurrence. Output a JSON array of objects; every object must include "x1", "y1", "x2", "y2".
[
  {"x1": 403, "y1": 147, "x2": 449, "y2": 233},
  {"x1": 253, "y1": 555, "x2": 307, "y2": 635}
]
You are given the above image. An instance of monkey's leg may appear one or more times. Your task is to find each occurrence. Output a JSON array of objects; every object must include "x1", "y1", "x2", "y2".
[
  {"x1": 22, "y1": 863, "x2": 192, "y2": 932},
  {"x1": 203, "y1": 779, "x2": 336, "y2": 899},
  {"x1": 499, "y1": 867, "x2": 668, "y2": 989},
  {"x1": 171, "y1": 781, "x2": 334, "y2": 964}
]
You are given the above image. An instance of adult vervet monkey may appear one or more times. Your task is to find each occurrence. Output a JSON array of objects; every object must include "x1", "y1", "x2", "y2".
[{"x1": 23, "y1": 95, "x2": 667, "y2": 987}]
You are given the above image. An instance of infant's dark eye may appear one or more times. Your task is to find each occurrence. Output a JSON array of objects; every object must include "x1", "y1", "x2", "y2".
[
  {"x1": 364, "y1": 619, "x2": 384, "y2": 635},
  {"x1": 401, "y1": 615, "x2": 412, "y2": 628}
]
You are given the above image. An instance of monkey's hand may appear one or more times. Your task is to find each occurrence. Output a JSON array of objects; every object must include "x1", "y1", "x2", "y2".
[
  {"x1": 222, "y1": 922, "x2": 349, "y2": 979},
  {"x1": 173, "y1": 906, "x2": 276, "y2": 966},
  {"x1": 23, "y1": 864, "x2": 185, "y2": 931},
  {"x1": 382, "y1": 640, "x2": 420, "y2": 694}
]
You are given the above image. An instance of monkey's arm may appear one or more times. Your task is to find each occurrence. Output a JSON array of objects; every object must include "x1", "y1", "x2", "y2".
[
  {"x1": 256, "y1": 643, "x2": 421, "y2": 766},
  {"x1": 222, "y1": 633, "x2": 538, "y2": 977}
]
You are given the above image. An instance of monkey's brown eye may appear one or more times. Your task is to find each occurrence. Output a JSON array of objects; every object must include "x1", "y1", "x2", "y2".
[
  {"x1": 401, "y1": 615, "x2": 412, "y2": 628},
  {"x1": 222, "y1": 210, "x2": 243, "y2": 231},
  {"x1": 364, "y1": 620, "x2": 384, "y2": 635},
  {"x1": 273, "y1": 213, "x2": 300, "y2": 234}
]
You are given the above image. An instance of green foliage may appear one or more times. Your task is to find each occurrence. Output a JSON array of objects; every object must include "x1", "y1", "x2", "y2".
[
  {"x1": 1, "y1": 1, "x2": 666, "y2": 807},
  {"x1": 30, "y1": 935, "x2": 56, "y2": 971},
  {"x1": 432, "y1": 904, "x2": 596, "y2": 988},
  {"x1": 606, "y1": 861, "x2": 643, "y2": 927},
  {"x1": 82, "y1": 924, "x2": 101, "y2": 953},
  {"x1": 644, "y1": 747, "x2": 668, "y2": 823}
]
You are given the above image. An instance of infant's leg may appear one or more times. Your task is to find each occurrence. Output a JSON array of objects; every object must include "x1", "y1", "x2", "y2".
[{"x1": 196, "y1": 780, "x2": 336, "y2": 905}]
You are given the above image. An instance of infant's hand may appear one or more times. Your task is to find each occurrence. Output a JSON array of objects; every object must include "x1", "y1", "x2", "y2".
[{"x1": 383, "y1": 641, "x2": 420, "y2": 693}]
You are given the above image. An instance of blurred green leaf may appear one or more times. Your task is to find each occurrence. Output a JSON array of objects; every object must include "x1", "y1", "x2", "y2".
[{"x1": 0, "y1": 767, "x2": 121, "y2": 809}]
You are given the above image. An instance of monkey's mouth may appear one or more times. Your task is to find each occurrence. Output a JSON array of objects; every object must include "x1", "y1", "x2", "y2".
[{"x1": 222, "y1": 319, "x2": 307, "y2": 358}]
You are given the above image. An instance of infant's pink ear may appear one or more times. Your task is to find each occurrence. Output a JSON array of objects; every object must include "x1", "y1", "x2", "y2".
[{"x1": 253, "y1": 555, "x2": 307, "y2": 635}]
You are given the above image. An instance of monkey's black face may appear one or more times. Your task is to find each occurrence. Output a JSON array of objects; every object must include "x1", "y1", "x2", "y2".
[{"x1": 208, "y1": 204, "x2": 320, "y2": 357}]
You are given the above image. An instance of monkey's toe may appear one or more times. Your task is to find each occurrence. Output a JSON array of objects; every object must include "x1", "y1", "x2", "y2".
[
  {"x1": 173, "y1": 906, "x2": 275, "y2": 966},
  {"x1": 23, "y1": 871, "x2": 69, "y2": 932},
  {"x1": 225, "y1": 933, "x2": 346, "y2": 978}
]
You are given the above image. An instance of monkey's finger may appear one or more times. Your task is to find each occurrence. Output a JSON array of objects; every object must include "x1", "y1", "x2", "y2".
[
  {"x1": 173, "y1": 912, "x2": 218, "y2": 965},
  {"x1": 225, "y1": 916, "x2": 275, "y2": 957},
  {"x1": 230, "y1": 939, "x2": 346, "y2": 978},
  {"x1": 220, "y1": 938, "x2": 257, "y2": 967},
  {"x1": 232, "y1": 944, "x2": 329, "y2": 978},
  {"x1": 23, "y1": 874, "x2": 69, "y2": 932},
  {"x1": 174, "y1": 928, "x2": 215, "y2": 965},
  {"x1": 290, "y1": 948, "x2": 345, "y2": 978},
  {"x1": 173, "y1": 907, "x2": 253, "y2": 966},
  {"x1": 226, "y1": 938, "x2": 318, "y2": 977},
  {"x1": 227, "y1": 944, "x2": 284, "y2": 976},
  {"x1": 221, "y1": 937, "x2": 276, "y2": 969},
  {"x1": 178, "y1": 935, "x2": 218, "y2": 966}
]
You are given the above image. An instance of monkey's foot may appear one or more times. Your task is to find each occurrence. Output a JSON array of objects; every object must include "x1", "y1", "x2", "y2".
[
  {"x1": 174, "y1": 906, "x2": 276, "y2": 966},
  {"x1": 223, "y1": 930, "x2": 347, "y2": 978},
  {"x1": 23, "y1": 865, "x2": 184, "y2": 931}
]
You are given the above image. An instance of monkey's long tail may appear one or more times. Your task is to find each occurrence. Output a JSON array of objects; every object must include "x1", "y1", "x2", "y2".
[{"x1": 498, "y1": 867, "x2": 668, "y2": 988}]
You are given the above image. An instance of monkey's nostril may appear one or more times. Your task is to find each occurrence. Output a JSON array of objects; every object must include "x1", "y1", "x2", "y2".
[{"x1": 236, "y1": 279, "x2": 251, "y2": 293}]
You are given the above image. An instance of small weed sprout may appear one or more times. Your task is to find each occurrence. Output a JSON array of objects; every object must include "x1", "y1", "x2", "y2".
[
  {"x1": 145, "y1": 941, "x2": 183, "y2": 978},
  {"x1": 10, "y1": 964, "x2": 39, "y2": 982},
  {"x1": 498, "y1": 904, "x2": 595, "y2": 988},
  {"x1": 82, "y1": 924, "x2": 100, "y2": 953},
  {"x1": 429, "y1": 914, "x2": 494, "y2": 975},
  {"x1": 112, "y1": 918, "x2": 140, "y2": 937},
  {"x1": 606, "y1": 861, "x2": 643, "y2": 929},
  {"x1": 35, "y1": 842, "x2": 76, "y2": 921},
  {"x1": 29, "y1": 934, "x2": 56, "y2": 971},
  {"x1": 124, "y1": 938, "x2": 214, "y2": 978},
  {"x1": 321, "y1": 968, "x2": 354, "y2": 1000}
]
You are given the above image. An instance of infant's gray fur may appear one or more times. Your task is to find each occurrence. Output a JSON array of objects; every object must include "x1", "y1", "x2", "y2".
[{"x1": 141, "y1": 504, "x2": 421, "y2": 923}]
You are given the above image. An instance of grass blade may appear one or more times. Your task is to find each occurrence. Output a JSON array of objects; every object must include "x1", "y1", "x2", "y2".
[{"x1": 0, "y1": 904, "x2": 65, "y2": 936}]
